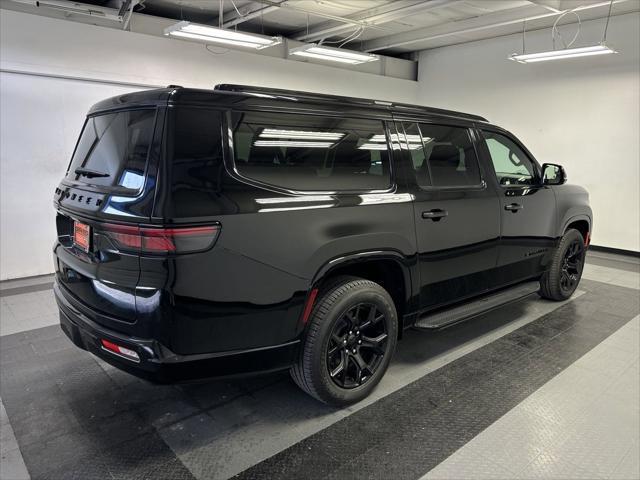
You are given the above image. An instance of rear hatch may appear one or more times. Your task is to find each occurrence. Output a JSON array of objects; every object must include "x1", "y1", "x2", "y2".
[{"x1": 54, "y1": 106, "x2": 162, "y2": 332}]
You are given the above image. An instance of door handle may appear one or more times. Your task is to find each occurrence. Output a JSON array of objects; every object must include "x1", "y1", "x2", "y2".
[
  {"x1": 422, "y1": 209, "x2": 448, "y2": 221},
  {"x1": 504, "y1": 203, "x2": 523, "y2": 212}
]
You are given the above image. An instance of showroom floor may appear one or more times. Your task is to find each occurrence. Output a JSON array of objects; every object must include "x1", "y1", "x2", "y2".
[{"x1": 1, "y1": 251, "x2": 638, "y2": 480}]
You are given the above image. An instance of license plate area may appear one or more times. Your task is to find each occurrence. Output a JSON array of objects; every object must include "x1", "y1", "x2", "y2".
[{"x1": 73, "y1": 221, "x2": 91, "y2": 253}]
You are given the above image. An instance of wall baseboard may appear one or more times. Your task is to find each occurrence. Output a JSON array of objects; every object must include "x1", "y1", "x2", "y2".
[{"x1": 589, "y1": 245, "x2": 640, "y2": 259}]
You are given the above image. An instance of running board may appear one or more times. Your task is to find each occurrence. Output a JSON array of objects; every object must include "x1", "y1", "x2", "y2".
[{"x1": 414, "y1": 281, "x2": 540, "y2": 330}]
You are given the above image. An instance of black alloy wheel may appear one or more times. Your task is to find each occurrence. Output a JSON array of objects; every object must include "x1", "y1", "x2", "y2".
[
  {"x1": 326, "y1": 303, "x2": 389, "y2": 389},
  {"x1": 539, "y1": 228, "x2": 586, "y2": 301},
  {"x1": 560, "y1": 238, "x2": 585, "y2": 294},
  {"x1": 290, "y1": 276, "x2": 398, "y2": 405}
]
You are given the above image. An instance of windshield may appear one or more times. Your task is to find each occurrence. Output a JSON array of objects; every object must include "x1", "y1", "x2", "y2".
[{"x1": 65, "y1": 109, "x2": 156, "y2": 190}]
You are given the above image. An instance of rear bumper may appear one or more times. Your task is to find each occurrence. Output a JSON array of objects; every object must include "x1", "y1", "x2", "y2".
[{"x1": 54, "y1": 282, "x2": 300, "y2": 383}]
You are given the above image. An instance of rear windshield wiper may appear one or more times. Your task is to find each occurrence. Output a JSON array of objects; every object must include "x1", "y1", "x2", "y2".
[{"x1": 75, "y1": 167, "x2": 109, "y2": 178}]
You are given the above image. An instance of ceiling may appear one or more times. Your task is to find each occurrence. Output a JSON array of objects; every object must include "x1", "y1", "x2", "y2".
[
  {"x1": 123, "y1": 0, "x2": 639, "y2": 56},
  {"x1": 19, "y1": 0, "x2": 640, "y2": 56}
]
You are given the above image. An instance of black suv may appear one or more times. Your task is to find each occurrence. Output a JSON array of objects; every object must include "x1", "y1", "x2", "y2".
[{"x1": 53, "y1": 84, "x2": 591, "y2": 405}]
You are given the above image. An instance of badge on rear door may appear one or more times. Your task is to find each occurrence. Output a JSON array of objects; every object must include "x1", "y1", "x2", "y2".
[{"x1": 74, "y1": 221, "x2": 91, "y2": 253}]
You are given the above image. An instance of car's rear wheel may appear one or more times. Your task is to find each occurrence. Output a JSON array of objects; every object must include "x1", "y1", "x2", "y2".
[
  {"x1": 291, "y1": 276, "x2": 398, "y2": 406},
  {"x1": 539, "y1": 228, "x2": 586, "y2": 301}
]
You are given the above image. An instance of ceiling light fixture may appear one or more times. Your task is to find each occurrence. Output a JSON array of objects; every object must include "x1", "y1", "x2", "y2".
[
  {"x1": 370, "y1": 134, "x2": 425, "y2": 143},
  {"x1": 362, "y1": 133, "x2": 428, "y2": 150},
  {"x1": 164, "y1": 21, "x2": 282, "y2": 49},
  {"x1": 289, "y1": 44, "x2": 379, "y2": 65},
  {"x1": 509, "y1": 0, "x2": 618, "y2": 64},
  {"x1": 11, "y1": 0, "x2": 124, "y2": 21},
  {"x1": 358, "y1": 143, "x2": 391, "y2": 151},
  {"x1": 259, "y1": 129, "x2": 345, "y2": 141},
  {"x1": 509, "y1": 44, "x2": 617, "y2": 63},
  {"x1": 253, "y1": 140, "x2": 335, "y2": 148}
]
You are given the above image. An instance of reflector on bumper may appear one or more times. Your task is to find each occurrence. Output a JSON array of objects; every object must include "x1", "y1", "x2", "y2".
[{"x1": 101, "y1": 339, "x2": 140, "y2": 362}]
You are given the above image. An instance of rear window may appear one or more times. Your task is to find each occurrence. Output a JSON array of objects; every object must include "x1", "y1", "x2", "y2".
[
  {"x1": 231, "y1": 111, "x2": 392, "y2": 192},
  {"x1": 66, "y1": 109, "x2": 156, "y2": 190}
]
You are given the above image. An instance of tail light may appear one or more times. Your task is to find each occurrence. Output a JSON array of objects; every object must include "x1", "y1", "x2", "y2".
[{"x1": 99, "y1": 223, "x2": 220, "y2": 254}]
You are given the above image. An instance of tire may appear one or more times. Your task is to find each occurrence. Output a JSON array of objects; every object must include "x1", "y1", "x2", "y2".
[
  {"x1": 539, "y1": 229, "x2": 586, "y2": 301},
  {"x1": 290, "y1": 276, "x2": 398, "y2": 406}
]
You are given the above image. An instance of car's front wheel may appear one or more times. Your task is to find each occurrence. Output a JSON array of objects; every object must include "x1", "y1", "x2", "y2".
[
  {"x1": 290, "y1": 276, "x2": 398, "y2": 406},
  {"x1": 539, "y1": 228, "x2": 586, "y2": 301}
]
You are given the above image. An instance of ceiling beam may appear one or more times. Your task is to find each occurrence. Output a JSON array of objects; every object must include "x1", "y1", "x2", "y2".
[
  {"x1": 292, "y1": 0, "x2": 461, "y2": 43},
  {"x1": 224, "y1": 0, "x2": 395, "y2": 33},
  {"x1": 222, "y1": 1, "x2": 287, "y2": 29},
  {"x1": 526, "y1": 0, "x2": 563, "y2": 13},
  {"x1": 360, "y1": 0, "x2": 629, "y2": 52}
]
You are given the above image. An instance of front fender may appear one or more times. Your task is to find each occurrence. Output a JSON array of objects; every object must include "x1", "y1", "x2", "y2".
[{"x1": 553, "y1": 184, "x2": 592, "y2": 236}]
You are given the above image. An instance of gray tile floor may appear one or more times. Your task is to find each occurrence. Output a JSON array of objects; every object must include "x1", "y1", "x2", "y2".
[
  {"x1": 1, "y1": 398, "x2": 29, "y2": 480},
  {"x1": 0, "y1": 251, "x2": 638, "y2": 480},
  {"x1": 422, "y1": 315, "x2": 640, "y2": 480}
]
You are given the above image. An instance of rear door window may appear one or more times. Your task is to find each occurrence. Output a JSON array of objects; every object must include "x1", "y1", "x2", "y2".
[
  {"x1": 403, "y1": 123, "x2": 482, "y2": 188},
  {"x1": 66, "y1": 109, "x2": 156, "y2": 191},
  {"x1": 231, "y1": 111, "x2": 392, "y2": 192}
]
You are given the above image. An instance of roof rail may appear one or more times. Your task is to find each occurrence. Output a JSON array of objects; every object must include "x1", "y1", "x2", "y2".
[{"x1": 214, "y1": 84, "x2": 487, "y2": 122}]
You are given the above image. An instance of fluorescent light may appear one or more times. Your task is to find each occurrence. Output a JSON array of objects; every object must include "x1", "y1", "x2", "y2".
[
  {"x1": 255, "y1": 195, "x2": 334, "y2": 204},
  {"x1": 290, "y1": 44, "x2": 378, "y2": 65},
  {"x1": 258, "y1": 204, "x2": 334, "y2": 213},
  {"x1": 13, "y1": 0, "x2": 124, "y2": 21},
  {"x1": 259, "y1": 129, "x2": 345, "y2": 141},
  {"x1": 363, "y1": 133, "x2": 428, "y2": 150},
  {"x1": 359, "y1": 143, "x2": 423, "y2": 151},
  {"x1": 253, "y1": 140, "x2": 334, "y2": 148},
  {"x1": 358, "y1": 143, "x2": 389, "y2": 150},
  {"x1": 509, "y1": 44, "x2": 617, "y2": 63},
  {"x1": 370, "y1": 134, "x2": 425, "y2": 143},
  {"x1": 289, "y1": 51, "x2": 365, "y2": 64},
  {"x1": 164, "y1": 21, "x2": 282, "y2": 49},
  {"x1": 401, "y1": 144, "x2": 424, "y2": 150}
]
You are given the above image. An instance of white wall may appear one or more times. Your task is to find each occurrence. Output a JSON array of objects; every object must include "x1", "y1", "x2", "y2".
[
  {"x1": 417, "y1": 12, "x2": 640, "y2": 252},
  {"x1": 0, "y1": 9, "x2": 421, "y2": 280}
]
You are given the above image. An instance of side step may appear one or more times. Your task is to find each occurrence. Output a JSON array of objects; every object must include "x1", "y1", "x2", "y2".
[{"x1": 414, "y1": 281, "x2": 540, "y2": 330}]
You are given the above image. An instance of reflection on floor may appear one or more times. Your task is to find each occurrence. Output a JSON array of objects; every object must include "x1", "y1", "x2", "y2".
[{"x1": 0, "y1": 252, "x2": 638, "y2": 480}]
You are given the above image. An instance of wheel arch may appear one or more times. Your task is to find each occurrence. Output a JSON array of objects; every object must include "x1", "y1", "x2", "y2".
[
  {"x1": 562, "y1": 214, "x2": 592, "y2": 244},
  {"x1": 311, "y1": 251, "x2": 414, "y2": 336}
]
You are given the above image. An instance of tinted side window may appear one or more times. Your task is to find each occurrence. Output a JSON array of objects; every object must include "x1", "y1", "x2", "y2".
[
  {"x1": 404, "y1": 123, "x2": 481, "y2": 188},
  {"x1": 232, "y1": 111, "x2": 391, "y2": 192},
  {"x1": 66, "y1": 109, "x2": 155, "y2": 190},
  {"x1": 166, "y1": 107, "x2": 224, "y2": 217},
  {"x1": 403, "y1": 123, "x2": 430, "y2": 187},
  {"x1": 482, "y1": 131, "x2": 537, "y2": 186}
]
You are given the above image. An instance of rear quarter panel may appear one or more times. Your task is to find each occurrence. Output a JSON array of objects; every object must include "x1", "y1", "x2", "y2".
[{"x1": 138, "y1": 190, "x2": 416, "y2": 355}]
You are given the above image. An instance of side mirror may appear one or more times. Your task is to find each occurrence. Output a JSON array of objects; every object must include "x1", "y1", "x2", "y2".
[{"x1": 542, "y1": 163, "x2": 567, "y2": 185}]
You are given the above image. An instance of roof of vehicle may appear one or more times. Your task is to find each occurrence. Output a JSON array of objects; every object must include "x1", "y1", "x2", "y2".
[{"x1": 88, "y1": 84, "x2": 488, "y2": 123}]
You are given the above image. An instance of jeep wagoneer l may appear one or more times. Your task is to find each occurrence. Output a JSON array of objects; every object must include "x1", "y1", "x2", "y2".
[{"x1": 53, "y1": 85, "x2": 591, "y2": 405}]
